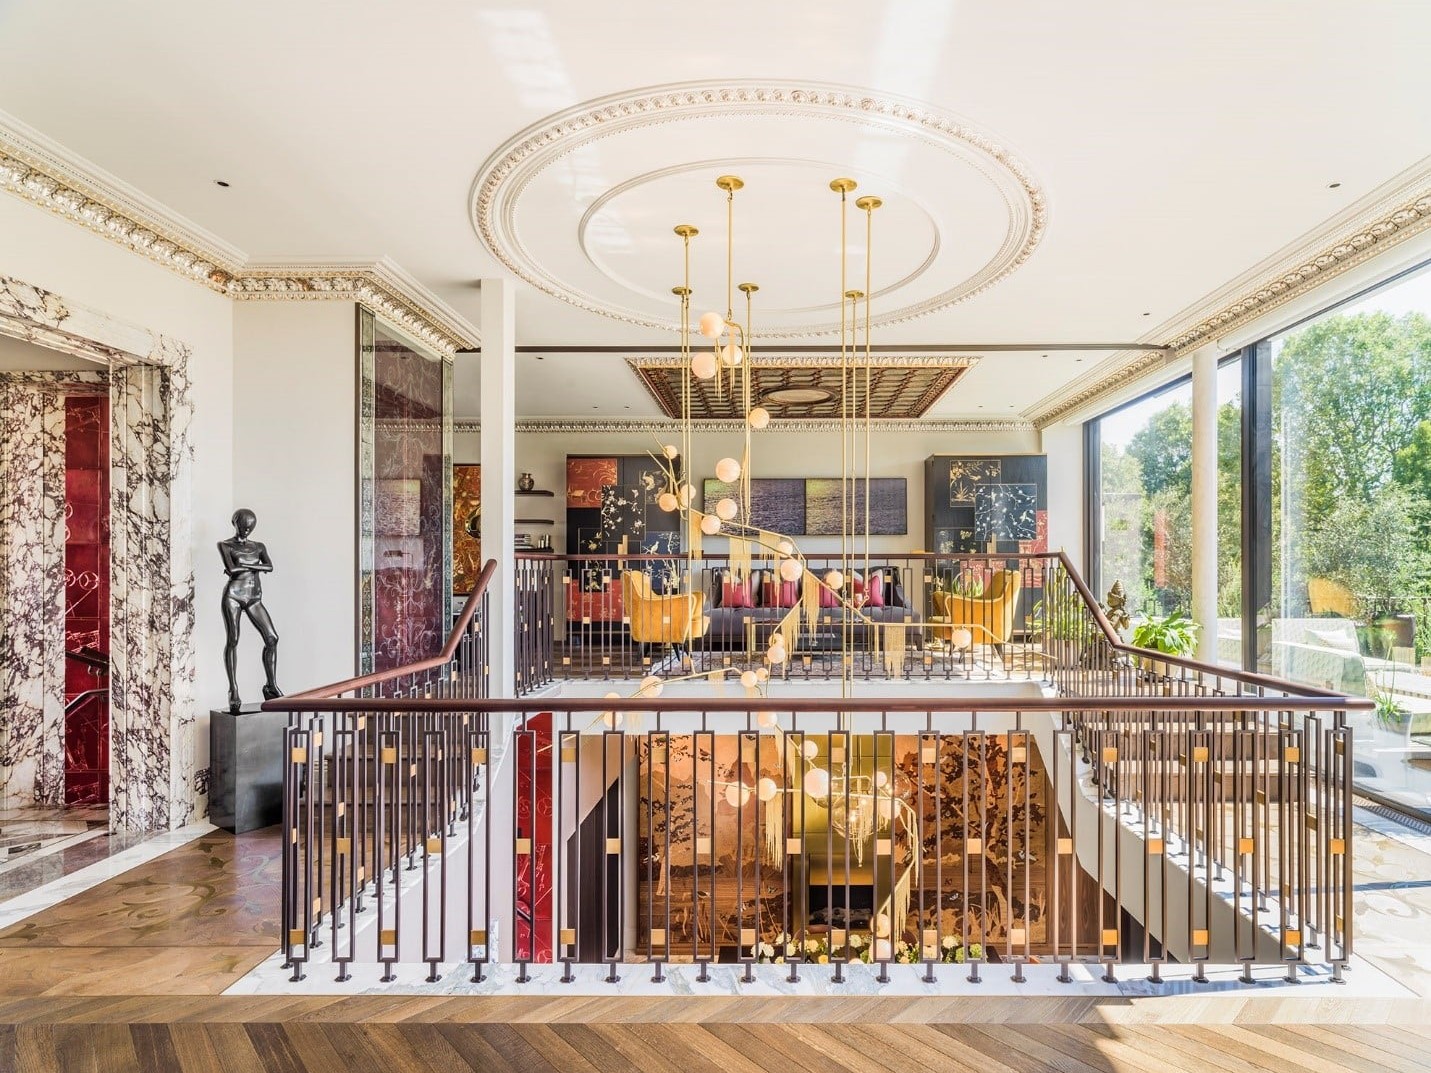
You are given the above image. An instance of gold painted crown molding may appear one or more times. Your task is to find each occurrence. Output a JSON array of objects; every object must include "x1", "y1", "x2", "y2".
[
  {"x1": 1029, "y1": 161, "x2": 1431, "y2": 427},
  {"x1": 453, "y1": 417, "x2": 1034, "y2": 434},
  {"x1": 470, "y1": 79, "x2": 1047, "y2": 339},
  {"x1": 0, "y1": 111, "x2": 479, "y2": 358}
]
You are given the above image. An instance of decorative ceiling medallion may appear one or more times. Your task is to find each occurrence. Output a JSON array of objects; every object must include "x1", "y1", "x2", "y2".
[
  {"x1": 627, "y1": 354, "x2": 976, "y2": 420},
  {"x1": 0, "y1": 113, "x2": 480, "y2": 358},
  {"x1": 454, "y1": 417, "x2": 1033, "y2": 434},
  {"x1": 470, "y1": 80, "x2": 1047, "y2": 338}
]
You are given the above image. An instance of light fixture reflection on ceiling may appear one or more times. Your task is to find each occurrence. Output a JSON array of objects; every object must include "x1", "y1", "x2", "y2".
[{"x1": 761, "y1": 386, "x2": 834, "y2": 407}]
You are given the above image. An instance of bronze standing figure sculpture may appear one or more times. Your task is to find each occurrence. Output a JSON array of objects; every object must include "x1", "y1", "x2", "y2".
[{"x1": 219, "y1": 508, "x2": 281, "y2": 711}]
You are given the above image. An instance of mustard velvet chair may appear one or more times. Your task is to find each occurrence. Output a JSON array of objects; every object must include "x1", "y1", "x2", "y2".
[
  {"x1": 1308, "y1": 577, "x2": 1357, "y2": 619},
  {"x1": 936, "y1": 569, "x2": 1023, "y2": 649},
  {"x1": 621, "y1": 571, "x2": 708, "y2": 652}
]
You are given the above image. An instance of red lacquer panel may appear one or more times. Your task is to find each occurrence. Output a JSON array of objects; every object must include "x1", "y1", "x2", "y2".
[
  {"x1": 63, "y1": 395, "x2": 109, "y2": 805},
  {"x1": 514, "y1": 713, "x2": 554, "y2": 962},
  {"x1": 566, "y1": 457, "x2": 617, "y2": 509}
]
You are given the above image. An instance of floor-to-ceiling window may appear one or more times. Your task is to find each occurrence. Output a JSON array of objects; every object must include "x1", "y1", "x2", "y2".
[
  {"x1": 1087, "y1": 259, "x2": 1431, "y2": 816},
  {"x1": 1263, "y1": 265, "x2": 1431, "y2": 812}
]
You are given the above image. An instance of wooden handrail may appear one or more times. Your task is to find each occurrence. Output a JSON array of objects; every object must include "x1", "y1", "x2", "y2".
[
  {"x1": 275, "y1": 558, "x2": 499, "y2": 703},
  {"x1": 275, "y1": 693, "x2": 1370, "y2": 714}
]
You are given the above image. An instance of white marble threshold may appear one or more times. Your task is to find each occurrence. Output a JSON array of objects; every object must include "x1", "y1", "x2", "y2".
[
  {"x1": 0, "y1": 821, "x2": 215, "y2": 931},
  {"x1": 224, "y1": 950, "x2": 1408, "y2": 1000}
]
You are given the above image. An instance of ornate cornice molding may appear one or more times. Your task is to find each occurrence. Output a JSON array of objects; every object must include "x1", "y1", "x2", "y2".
[
  {"x1": 232, "y1": 259, "x2": 478, "y2": 358},
  {"x1": 0, "y1": 112, "x2": 480, "y2": 359},
  {"x1": 470, "y1": 79, "x2": 1047, "y2": 339},
  {"x1": 454, "y1": 417, "x2": 1035, "y2": 434},
  {"x1": 0, "y1": 111, "x2": 244, "y2": 288},
  {"x1": 625, "y1": 353, "x2": 977, "y2": 370},
  {"x1": 1029, "y1": 165, "x2": 1431, "y2": 428}
]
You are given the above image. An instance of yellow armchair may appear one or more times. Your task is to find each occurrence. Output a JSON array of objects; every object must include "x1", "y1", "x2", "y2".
[
  {"x1": 621, "y1": 571, "x2": 708, "y2": 647},
  {"x1": 936, "y1": 569, "x2": 1023, "y2": 647}
]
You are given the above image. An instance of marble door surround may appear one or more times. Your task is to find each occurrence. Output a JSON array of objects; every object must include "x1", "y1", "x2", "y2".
[{"x1": 0, "y1": 274, "x2": 198, "y2": 832}]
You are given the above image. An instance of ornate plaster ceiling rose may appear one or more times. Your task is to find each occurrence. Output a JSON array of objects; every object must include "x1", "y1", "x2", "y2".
[{"x1": 470, "y1": 81, "x2": 1048, "y2": 339}]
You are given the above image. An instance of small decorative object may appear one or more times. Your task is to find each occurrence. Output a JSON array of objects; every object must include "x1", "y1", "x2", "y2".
[
  {"x1": 1103, "y1": 580, "x2": 1131, "y2": 634},
  {"x1": 218, "y1": 508, "x2": 281, "y2": 712},
  {"x1": 517, "y1": 471, "x2": 536, "y2": 492}
]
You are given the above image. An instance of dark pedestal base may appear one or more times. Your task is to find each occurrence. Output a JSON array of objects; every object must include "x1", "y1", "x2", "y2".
[{"x1": 209, "y1": 705, "x2": 287, "y2": 834}]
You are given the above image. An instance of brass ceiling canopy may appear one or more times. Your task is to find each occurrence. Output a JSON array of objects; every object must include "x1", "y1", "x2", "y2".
[{"x1": 627, "y1": 354, "x2": 977, "y2": 420}]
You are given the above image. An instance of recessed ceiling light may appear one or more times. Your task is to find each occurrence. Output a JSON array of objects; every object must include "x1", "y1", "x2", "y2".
[
  {"x1": 1328, "y1": 181, "x2": 1342, "y2": 189},
  {"x1": 761, "y1": 387, "x2": 834, "y2": 407},
  {"x1": 1142, "y1": 312, "x2": 1151, "y2": 317},
  {"x1": 213, "y1": 179, "x2": 230, "y2": 188}
]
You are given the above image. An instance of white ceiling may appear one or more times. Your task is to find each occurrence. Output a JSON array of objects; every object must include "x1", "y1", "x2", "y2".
[{"x1": 2, "y1": 1, "x2": 1429, "y2": 419}]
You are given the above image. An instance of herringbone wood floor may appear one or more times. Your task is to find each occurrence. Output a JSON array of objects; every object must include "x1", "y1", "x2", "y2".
[{"x1": 0, "y1": 829, "x2": 1428, "y2": 1071}]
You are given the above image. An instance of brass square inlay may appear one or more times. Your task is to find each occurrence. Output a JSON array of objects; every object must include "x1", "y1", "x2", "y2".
[
  {"x1": 472, "y1": 747, "x2": 487, "y2": 764},
  {"x1": 426, "y1": 837, "x2": 442, "y2": 855},
  {"x1": 966, "y1": 838, "x2": 983, "y2": 856},
  {"x1": 379, "y1": 929, "x2": 397, "y2": 947},
  {"x1": 1284, "y1": 746, "x2": 1301, "y2": 764},
  {"x1": 697, "y1": 837, "x2": 712, "y2": 855},
  {"x1": 629, "y1": 355, "x2": 977, "y2": 420},
  {"x1": 1101, "y1": 747, "x2": 1118, "y2": 764},
  {"x1": 1192, "y1": 746, "x2": 1210, "y2": 764},
  {"x1": 288, "y1": 929, "x2": 306, "y2": 946},
  {"x1": 1193, "y1": 929, "x2": 1209, "y2": 946},
  {"x1": 560, "y1": 928, "x2": 576, "y2": 946},
  {"x1": 606, "y1": 838, "x2": 621, "y2": 855},
  {"x1": 1330, "y1": 837, "x2": 1346, "y2": 855},
  {"x1": 786, "y1": 837, "x2": 803, "y2": 854},
  {"x1": 1101, "y1": 929, "x2": 1119, "y2": 947},
  {"x1": 1147, "y1": 838, "x2": 1164, "y2": 855},
  {"x1": 648, "y1": 928, "x2": 664, "y2": 946},
  {"x1": 1284, "y1": 929, "x2": 1302, "y2": 946},
  {"x1": 743, "y1": 928, "x2": 759, "y2": 947},
  {"x1": 516, "y1": 838, "x2": 532, "y2": 855},
  {"x1": 1238, "y1": 837, "x2": 1254, "y2": 855},
  {"x1": 471, "y1": 929, "x2": 487, "y2": 946},
  {"x1": 1057, "y1": 838, "x2": 1073, "y2": 855}
]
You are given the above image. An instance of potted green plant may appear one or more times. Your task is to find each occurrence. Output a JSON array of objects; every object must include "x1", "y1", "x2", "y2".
[{"x1": 1130, "y1": 611, "x2": 1199, "y2": 678}]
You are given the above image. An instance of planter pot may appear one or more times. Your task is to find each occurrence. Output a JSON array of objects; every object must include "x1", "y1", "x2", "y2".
[{"x1": 1371, "y1": 613, "x2": 1416, "y2": 655}]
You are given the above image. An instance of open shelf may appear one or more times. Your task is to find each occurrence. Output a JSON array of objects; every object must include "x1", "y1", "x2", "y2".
[
  {"x1": 516, "y1": 489, "x2": 555, "y2": 497},
  {"x1": 516, "y1": 517, "x2": 554, "y2": 525}
]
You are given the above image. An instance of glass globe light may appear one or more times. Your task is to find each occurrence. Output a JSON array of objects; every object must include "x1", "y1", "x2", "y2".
[
  {"x1": 874, "y1": 912, "x2": 892, "y2": 938},
  {"x1": 691, "y1": 350, "x2": 717, "y2": 380},
  {"x1": 754, "y1": 667, "x2": 769, "y2": 683},
  {"x1": 757, "y1": 776, "x2": 779, "y2": 802},
  {"x1": 698, "y1": 311, "x2": 725, "y2": 338},
  {"x1": 801, "y1": 740, "x2": 819, "y2": 760},
  {"x1": 721, "y1": 343, "x2": 743, "y2": 367},
  {"x1": 602, "y1": 710, "x2": 622, "y2": 729},
  {"x1": 874, "y1": 938, "x2": 893, "y2": 961},
  {"x1": 777, "y1": 539, "x2": 795, "y2": 556},
  {"x1": 678, "y1": 483, "x2": 695, "y2": 506},
  {"x1": 662, "y1": 444, "x2": 680, "y2": 460},
  {"x1": 778, "y1": 559, "x2": 803, "y2": 582},
  {"x1": 715, "y1": 457, "x2": 741, "y2": 483},
  {"x1": 766, "y1": 644, "x2": 786, "y2": 665},
  {"x1": 875, "y1": 770, "x2": 889, "y2": 788},
  {"x1": 639, "y1": 675, "x2": 663, "y2": 696},
  {"x1": 700, "y1": 514, "x2": 722, "y2": 535},
  {"x1": 747, "y1": 406, "x2": 771, "y2": 430},
  {"x1": 715, "y1": 497, "x2": 738, "y2": 521},
  {"x1": 756, "y1": 710, "x2": 778, "y2": 728},
  {"x1": 825, "y1": 570, "x2": 844, "y2": 591},
  {"x1": 724, "y1": 782, "x2": 748, "y2": 809},
  {"x1": 739, "y1": 670, "x2": 758, "y2": 689},
  {"x1": 802, "y1": 766, "x2": 830, "y2": 798},
  {"x1": 657, "y1": 492, "x2": 678, "y2": 513}
]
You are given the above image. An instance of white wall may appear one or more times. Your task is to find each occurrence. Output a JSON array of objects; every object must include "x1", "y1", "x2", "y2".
[
  {"x1": 0, "y1": 194, "x2": 235, "y2": 746},
  {"x1": 1041, "y1": 421, "x2": 1084, "y2": 569},
  {"x1": 232, "y1": 301, "x2": 357, "y2": 696},
  {"x1": 455, "y1": 425, "x2": 1045, "y2": 558}
]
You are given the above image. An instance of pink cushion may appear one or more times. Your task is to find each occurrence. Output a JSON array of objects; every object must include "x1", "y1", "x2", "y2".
[
  {"x1": 721, "y1": 578, "x2": 754, "y2": 609},
  {"x1": 866, "y1": 571, "x2": 885, "y2": 608},
  {"x1": 762, "y1": 579, "x2": 799, "y2": 608}
]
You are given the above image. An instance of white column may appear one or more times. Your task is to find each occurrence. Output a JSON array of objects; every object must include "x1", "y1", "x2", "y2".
[
  {"x1": 480, "y1": 278, "x2": 516, "y2": 698},
  {"x1": 1191, "y1": 348, "x2": 1218, "y2": 663}
]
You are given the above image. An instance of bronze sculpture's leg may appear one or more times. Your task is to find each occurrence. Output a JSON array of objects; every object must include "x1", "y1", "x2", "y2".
[
  {"x1": 222, "y1": 597, "x2": 244, "y2": 711},
  {"x1": 246, "y1": 601, "x2": 282, "y2": 699}
]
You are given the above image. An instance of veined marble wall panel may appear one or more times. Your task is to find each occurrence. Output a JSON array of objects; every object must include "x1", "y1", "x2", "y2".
[
  {"x1": 109, "y1": 360, "x2": 199, "y2": 830},
  {"x1": 0, "y1": 274, "x2": 198, "y2": 832},
  {"x1": 0, "y1": 381, "x2": 66, "y2": 808}
]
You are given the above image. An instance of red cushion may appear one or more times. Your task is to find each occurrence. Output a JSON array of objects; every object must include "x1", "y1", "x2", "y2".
[
  {"x1": 812, "y1": 574, "x2": 839, "y2": 608},
  {"x1": 762, "y1": 579, "x2": 799, "y2": 608},
  {"x1": 721, "y1": 578, "x2": 754, "y2": 609},
  {"x1": 866, "y1": 571, "x2": 885, "y2": 608}
]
